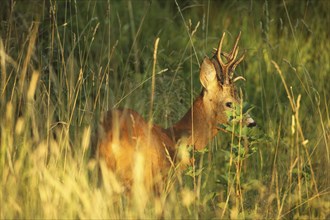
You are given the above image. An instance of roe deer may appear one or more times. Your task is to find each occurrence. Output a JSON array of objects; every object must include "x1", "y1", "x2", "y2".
[{"x1": 97, "y1": 32, "x2": 256, "y2": 193}]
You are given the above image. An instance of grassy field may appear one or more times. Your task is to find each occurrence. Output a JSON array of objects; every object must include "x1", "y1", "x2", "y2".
[{"x1": 0, "y1": 0, "x2": 329, "y2": 219}]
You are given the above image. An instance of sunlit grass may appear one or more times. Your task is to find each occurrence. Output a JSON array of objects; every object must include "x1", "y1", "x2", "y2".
[{"x1": 0, "y1": 0, "x2": 329, "y2": 219}]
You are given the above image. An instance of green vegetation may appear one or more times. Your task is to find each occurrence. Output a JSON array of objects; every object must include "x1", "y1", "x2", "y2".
[{"x1": 0, "y1": 0, "x2": 329, "y2": 219}]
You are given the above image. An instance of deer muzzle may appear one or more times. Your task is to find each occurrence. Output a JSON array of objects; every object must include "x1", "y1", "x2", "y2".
[{"x1": 245, "y1": 114, "x2": 256, "y2": 127}]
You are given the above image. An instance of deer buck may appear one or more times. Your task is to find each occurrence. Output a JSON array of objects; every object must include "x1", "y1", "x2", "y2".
[{"x1": 97, "y1": 32, "x2": 256, "y2": 193}]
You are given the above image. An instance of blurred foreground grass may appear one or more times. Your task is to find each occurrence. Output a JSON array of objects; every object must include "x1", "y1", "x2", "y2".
[{"x1": 0, "y1": 0, "x2": 329, "y2": 219}]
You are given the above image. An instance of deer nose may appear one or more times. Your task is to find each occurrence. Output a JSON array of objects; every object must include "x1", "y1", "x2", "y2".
[{"x1": 245, "y1": 115, "x2": 257, "y2": 127}]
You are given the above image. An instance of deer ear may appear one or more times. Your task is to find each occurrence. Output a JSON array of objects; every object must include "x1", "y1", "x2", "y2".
[{"x1": 199, "y1": 58, "x2": 217, "y2": 89}]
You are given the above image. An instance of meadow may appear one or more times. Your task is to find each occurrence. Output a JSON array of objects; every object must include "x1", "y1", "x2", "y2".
[{"x1": 0, "y1": 0, "x2": 329, "y2": 219}]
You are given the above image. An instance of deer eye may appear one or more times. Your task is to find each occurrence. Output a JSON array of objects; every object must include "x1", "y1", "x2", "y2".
[{"x1": 225, "y1": 102, "x2": 233, "y2": 108}]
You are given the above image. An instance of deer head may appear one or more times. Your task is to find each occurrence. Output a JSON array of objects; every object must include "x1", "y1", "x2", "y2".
[{"x1": 199, "y1": 32, "x2": 256, "y2": 128}]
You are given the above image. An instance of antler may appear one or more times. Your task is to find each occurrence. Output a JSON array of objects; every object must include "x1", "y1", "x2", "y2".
[{"x1": 213, "y1": 32, "x2": 245, "y2": 85}]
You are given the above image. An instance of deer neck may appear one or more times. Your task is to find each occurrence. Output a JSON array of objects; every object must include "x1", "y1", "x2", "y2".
[{"x1": 167, "y1": 92, "x2": 218, "y2": 150}]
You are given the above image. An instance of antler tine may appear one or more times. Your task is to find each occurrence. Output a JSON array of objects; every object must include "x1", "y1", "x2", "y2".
[
  {"x1": 232, "y1": 53, "x2": 245, "y2": 70},
  {"x1": 228, "y1": 31, "x2": 241, "y2": 60},
  {"x1": 227, "y1": 46, "x2": 239, "y2": 67},
  {"x1": 229, "y1": 53, "x2": 245, "y2": 79},
  {"x1": 233, "y1": 76, "x2": 246, "y2": 82},
  {"x1": 217, "y1": 32, "x2": 226, "y2": 66},
  {"x1": 222, "y1": 51, "x2": 230, "y2": 59}
]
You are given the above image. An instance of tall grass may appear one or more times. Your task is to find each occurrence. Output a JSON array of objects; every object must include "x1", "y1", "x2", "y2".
[{"x1": 0, "y1": 0, "x2": 329, "y2": 219}]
